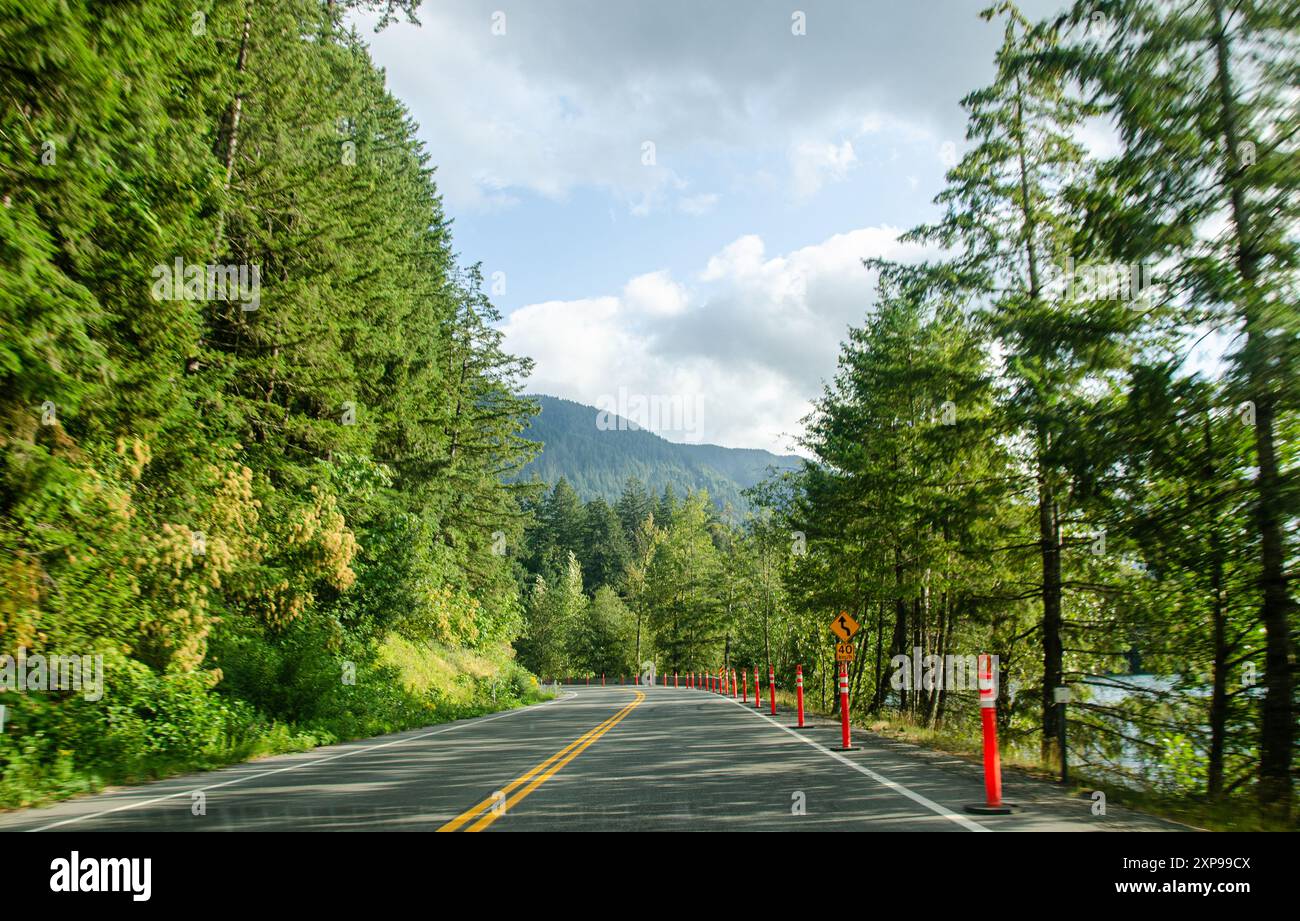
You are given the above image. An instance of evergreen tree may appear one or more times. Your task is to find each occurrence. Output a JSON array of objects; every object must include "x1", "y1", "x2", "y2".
[
  {"x1": 581, "y1": 497, "x2": 630, "y2": 592},
  {"x1": 904, "y1": 1, "x2": 1143, "y2": 757},
  {"x1": 645, "y1": 492, "x2": 724, "y2": 672},
  {"x1": 1045, "y1": 0, "x2": 1299, "y2": 812},
  {"x1": 615, "y1": 476, "x2": 654, "y2": 542}
]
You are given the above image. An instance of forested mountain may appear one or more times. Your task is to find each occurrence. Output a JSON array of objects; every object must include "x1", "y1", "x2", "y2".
[{"x1": 516, "y1": 395, "x2": 801, "y2": 509}]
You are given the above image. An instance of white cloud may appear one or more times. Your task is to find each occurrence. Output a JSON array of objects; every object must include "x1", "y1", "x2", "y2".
[
  {"x1": 623, "y1": 270, "x2": 688, "y2": 318},
  {"x1": 700, "y1": 234, "x2": 767, "y2": 282},
  {"x1": 353, "y1": 0, "x2": 1049, "y2": 214},
  {"x1": 789, "y1": 139, "x2": 858, "y2": 199},
  {"x1": 678, "y1": 192, "x2": 720, "y2": 215},
  {"x1": 501, "y1": 225, "x2": 928, "y2": 452}
]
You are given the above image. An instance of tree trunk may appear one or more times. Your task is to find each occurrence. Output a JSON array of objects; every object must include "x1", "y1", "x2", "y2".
[
  {"x1": 1201, "y1": 417, "x2": 1229, "y2": 799},
  {"x1": 1207, "y1": 528, "x2": 1228, "y2": 799},
  {"x1": 930, "y1": 591, "x2": 952, "y2": 728},
  {"x1": 1210, "y1": 0, "x2": 1293, "y2": 815},
  {"x1": 213, "y1": 2, "x2": 254, "y2": 256},
  {"x1": 870, "y1": 598, "x2": 887, "y2": 713},
  {"x1": 1009, "y1": 66, "x2": 1064, "y2": 765},
  {"x1": 1038, "y1": 445, "x2": 1064, "y2": 763},
  {"x1": 889, "y1": 552, "x2": 908, "y2": 713}
]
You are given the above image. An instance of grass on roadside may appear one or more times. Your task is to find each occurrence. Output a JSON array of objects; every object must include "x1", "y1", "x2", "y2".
[
  {"x1": 773, "y1": 689, "x2": 1295, "y2": 832},
  {"x1": 0, "y1": 636, "x2": 550, "y2": 812}
]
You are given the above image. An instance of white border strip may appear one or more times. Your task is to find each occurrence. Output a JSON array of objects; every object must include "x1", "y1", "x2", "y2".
[
  {"x1": 24, "y1": 692, "x2": 578, "y2": 832},
  {"x1": 723, "y1": 696, "x2": 990, "y2": 832}
]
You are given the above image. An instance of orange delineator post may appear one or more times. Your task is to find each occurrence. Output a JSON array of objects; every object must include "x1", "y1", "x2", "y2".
[
  {"x1": 962, "y1": 653, "x2": 1016, "y2": 814},
  {"x1": 768, "y1": 665, "x2": 777, "y2": 716},
  {"x1": 674, "y1": 671, "x2": 678, "y2": 689},
  {"x1": 839, "y1": 661, "x2": 851, "y2": 749},
  {"x1": 979, "y1": 654, "x2": 1004, "y2": 807},
  {"x1": 731, "y1": 669, "x2": 738, "y2": 698},
  {"x1": 741, "y1": 669, "x2": 748, "y2": 702},
  {"x1": 796, "y1": 664, "x2": 806, "y2": 727},
  {"x1": 754, "y1": 668, "x2": 762, "y2": 709}
]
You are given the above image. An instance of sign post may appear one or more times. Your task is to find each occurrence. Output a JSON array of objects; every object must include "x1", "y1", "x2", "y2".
[
  {"x1": 828, "y1": 612, "x2": 860, "y2": 749},
  {"x1": 1055, "y1": 685, "x2": 1071, "y2": 785},
  {"x1": 838, "y1": 662, "x2": 853, "y2": 750}
]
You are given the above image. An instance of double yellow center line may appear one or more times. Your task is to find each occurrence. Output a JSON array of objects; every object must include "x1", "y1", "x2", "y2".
[{"x1": 438, "y1": 690, "x2": 645, "y2": 832}]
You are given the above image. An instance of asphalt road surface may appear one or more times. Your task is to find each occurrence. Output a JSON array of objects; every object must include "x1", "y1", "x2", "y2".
[{"x1": 0, "y1": 686, "x2": 1183, "y2": 832}]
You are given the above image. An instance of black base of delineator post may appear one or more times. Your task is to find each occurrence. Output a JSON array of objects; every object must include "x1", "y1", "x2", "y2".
[{"x1": 964, "y1": 802, "x2": 1019, "y2": 814}]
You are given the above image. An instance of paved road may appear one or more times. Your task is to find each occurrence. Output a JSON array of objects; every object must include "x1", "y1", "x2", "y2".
[{"x1": 0, "y1": 686, "x2": 1182, "y2": 832}]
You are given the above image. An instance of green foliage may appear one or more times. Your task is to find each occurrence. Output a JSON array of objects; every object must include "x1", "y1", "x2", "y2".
[
  {"x1": 571, "y1": 587, "x2": 636, "y2": 677},
  {"x1": 516, "y1": 552, "x2": 587, "y2": 679},
  {"x1": 0, "y1": 0, "x2": 539, "y2": 808}
]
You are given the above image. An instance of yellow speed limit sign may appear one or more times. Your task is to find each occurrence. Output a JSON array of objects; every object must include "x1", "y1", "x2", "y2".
[{"x1": 835, "y1": 641, "x2": 855, "y2": 662}]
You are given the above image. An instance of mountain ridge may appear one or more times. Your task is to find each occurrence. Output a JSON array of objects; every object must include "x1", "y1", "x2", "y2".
[{"x1": 516, "y1": 394, "x2": 802, "y2": 509}]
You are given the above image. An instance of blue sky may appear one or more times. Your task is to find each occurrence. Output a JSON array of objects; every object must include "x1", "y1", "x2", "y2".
[{"x1": 354, "y1": 0, "x2": 1064, "y2": 453}]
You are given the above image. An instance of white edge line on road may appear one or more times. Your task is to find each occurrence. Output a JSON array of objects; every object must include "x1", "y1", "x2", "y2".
[
  {"x1": 722, "y1": 695, "x2": 991, "y2": 832},
  {"x1": 24, "y1": 691, "x2": 579, "y2": 832}
]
